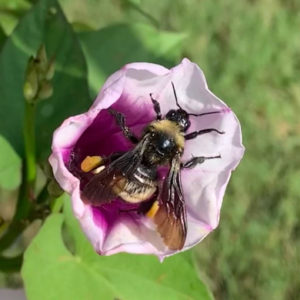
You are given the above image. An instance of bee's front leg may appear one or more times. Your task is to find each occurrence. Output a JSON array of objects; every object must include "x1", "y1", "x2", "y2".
[
  {"x1": 184, "y1": 128, "x2": 224, "y2": 140},
  {"x1": 109, "y1": 109, "x2": 139, "y2": 144},
  {"x1": 149, "y1": 93, "x2": 162, "y2": 120},
  {"x1": 181, "y1": 155, "x2": 221, "y2": 169}
]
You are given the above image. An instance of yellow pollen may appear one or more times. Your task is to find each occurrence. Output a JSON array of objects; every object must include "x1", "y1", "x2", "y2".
[
  {"x1": 81, "y1": 156, "x2": 103, "y2": 173},
  {"x1": 146, "y1": 201, "x2": 160, "y2": 218}
]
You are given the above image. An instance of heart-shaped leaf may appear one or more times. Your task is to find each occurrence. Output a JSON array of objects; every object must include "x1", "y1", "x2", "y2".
[{"x1": 22, "y1": 196, "x2": 213, "y2": 300}]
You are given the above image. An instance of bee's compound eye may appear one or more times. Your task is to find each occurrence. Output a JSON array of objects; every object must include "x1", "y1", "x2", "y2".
[
  {"x1": 166, "y1": 109, "x2": 177, "y2": 120},
  {"x1": 161, "y1": 139, "x2": 172, "y2": 150}
]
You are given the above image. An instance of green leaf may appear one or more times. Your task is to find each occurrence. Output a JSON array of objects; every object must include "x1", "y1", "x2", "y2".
[
  {"x1": 0, "y1": 135, "x2": 21, "y2": 190},
  {"x1": 22, "y1": 198, "x2": 212, "y2": 300},
  {"x1": 0, "y1": 0, "x2": 31, "y2": 35},
  {"x1": 22, "y1": 214, "x2": 116, "y2": 300},
  {"x1": 122, "y1": 0, "x2": 142, "y2": 6},
  {"x1": 0, "y1": 26, "x2": 6, "y2": 51},
  {"x1": 50, "y1": 192, "x2": 65, "y2": 213},
  {"x1": 79, "y1": 23, "x2": 186, "y2": 98},
  {"x1": 0, "y1": 0, "x2": 90, "y2": 160}
]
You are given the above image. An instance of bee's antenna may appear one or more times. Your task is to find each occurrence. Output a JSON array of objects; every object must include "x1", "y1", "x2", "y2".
[
  {"x1": 188, "y1": 111, "x2": 223, "y2": 117},
  {"x1": 171, "y1": 81, "x2": 184, "y2": 110},
  {"x1": 171, "y1": 81, "x2": 225, "y2": 117}
]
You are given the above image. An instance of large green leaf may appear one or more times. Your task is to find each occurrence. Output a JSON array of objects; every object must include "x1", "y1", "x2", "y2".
[
  {"x1": 79, "y1": 23, "x2": 186, "y2": 98},
  {"x1": 22, "y1": 197, "x2": 212, "y2": 300},
  {"x1": 0, "y1": 0, "x2": 90, "y2": 160},
  {"x1": 0, "y1": 135, "x2": 21, "y2": 190},
  {"x1": 22, "y1": 214, "x2": 116, "y2": 300}
]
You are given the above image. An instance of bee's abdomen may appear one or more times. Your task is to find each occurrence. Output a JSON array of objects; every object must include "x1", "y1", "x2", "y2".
[{"x1": 113, "y1": 166, "x2": 157, "y2": 203}]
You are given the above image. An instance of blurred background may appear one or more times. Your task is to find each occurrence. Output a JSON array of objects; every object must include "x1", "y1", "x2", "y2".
[{"x1": 0, "y1": 0, "x2": 299, "y2": 299}]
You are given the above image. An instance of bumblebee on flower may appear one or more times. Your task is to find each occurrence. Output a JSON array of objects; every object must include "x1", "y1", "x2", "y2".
[{"x1": 50, "y1": 58, "x2": 244, "y2": 260}]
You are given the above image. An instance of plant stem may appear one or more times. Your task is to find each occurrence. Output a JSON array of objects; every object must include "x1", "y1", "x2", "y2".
[
  {"x1": 0, "y1": 221, "x2": 25, "y2": 252},
  {"x1": 14, "y1": 102, "x2": 37, "y2": 221},
  {"x1": 24, "y1": 102, "x2": 36, "y2": 188},
  {"x1": 0, "y1": 102, "x2": 37, "y2": 252},
  {"x1": 36, "y1": 182, "x2": 50, "y2": 204},
  {"x1": 0, "y1": 169, "x2": 30, "y2": 252},
  {"x1": 0, "y1": 254, "x2": 23, "y2": 273}
]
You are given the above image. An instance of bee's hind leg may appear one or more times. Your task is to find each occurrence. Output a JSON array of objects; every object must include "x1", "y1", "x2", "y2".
[
  {"x1": 80, "y1": 152, "x2": 124, "y2": 173},
  {"x1": 108, "y1": 109, "x2": 139, "y2": 144},
  {"x1": 81, "y1": 156, "x2": 104, "y2": 173},
  {"x1": 119, "y1": 207, "x2": 139, "y2": 214},
  {"x1": 181, "y1": 155, "x2": 221, "y2": 169}
]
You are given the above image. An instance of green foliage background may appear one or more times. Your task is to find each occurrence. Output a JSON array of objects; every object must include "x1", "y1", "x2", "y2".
[{"x1": 0, "y1": 0, "x2": 299, "y2": 299}]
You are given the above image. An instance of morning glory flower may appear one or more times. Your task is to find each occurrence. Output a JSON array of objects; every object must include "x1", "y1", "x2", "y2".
[{"x1": 49, "y1": 58, "x2": 244, "y2": 260}]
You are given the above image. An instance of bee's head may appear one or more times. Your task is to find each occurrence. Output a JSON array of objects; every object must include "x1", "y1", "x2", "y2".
[
  {"x1": 165, "y1": 109, "x2": 190, "y2": 132},
  {"x1": 165, "y1": 82, "x2": 191, "y2": 132}
]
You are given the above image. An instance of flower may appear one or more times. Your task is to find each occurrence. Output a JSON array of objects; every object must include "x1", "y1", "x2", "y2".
[{"x1": 49, "y1": 58, "x2": 244, "y2": 260}]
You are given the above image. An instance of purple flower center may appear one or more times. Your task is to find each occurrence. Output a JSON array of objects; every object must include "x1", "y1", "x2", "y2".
[{"x1": 67, "y1": 95, "x2": 159, "y2": 233}]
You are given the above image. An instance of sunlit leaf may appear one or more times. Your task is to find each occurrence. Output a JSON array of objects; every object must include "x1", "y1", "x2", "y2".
[
  {"x1": 22, "y1": 197, "x2": 213, "y2": 300},
  {"x1": 0, "y1": 135, "x2": 21, "y2": 190}
]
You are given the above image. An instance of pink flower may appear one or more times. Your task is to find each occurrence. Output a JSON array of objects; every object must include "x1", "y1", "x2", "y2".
[{"x1": 49, "y1": 58, "x2": 244, "y2": 260}]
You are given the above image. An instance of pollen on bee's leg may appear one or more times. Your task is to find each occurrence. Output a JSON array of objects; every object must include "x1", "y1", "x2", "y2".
[
  {"x1": 80, "y1": 156, "x2": 103, "y2": 173},
  {"x1": 146, "y1": 200, "x2": 159, "y2": 218}
]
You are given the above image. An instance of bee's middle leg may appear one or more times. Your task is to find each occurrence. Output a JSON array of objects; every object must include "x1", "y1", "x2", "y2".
[
  {"x1": 109, "y1": 109, "x2": 139, "y2": 144},
  {"x1": 184, "y1": 128, "x2": 224, "y2": 140},
  {"x1": 182, "y1": 155, "x2": 221, "y2": 169}
]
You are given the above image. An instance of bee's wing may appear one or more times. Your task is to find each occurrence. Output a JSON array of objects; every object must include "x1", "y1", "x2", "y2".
[
  {"x1": 81, "y1": 166, "x2": 122, "y2": 206},
  {"x1": 82, "y1": 137, "x2": 148, "y2": 206},
  {"x1": 152, "y1": 154, "x2": 187, "y2": 250}
]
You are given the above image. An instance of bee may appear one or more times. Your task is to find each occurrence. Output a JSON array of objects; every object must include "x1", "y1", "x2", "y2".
[{"x1": 80, "y1": 83, "x2": 224, "y2": 250}]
